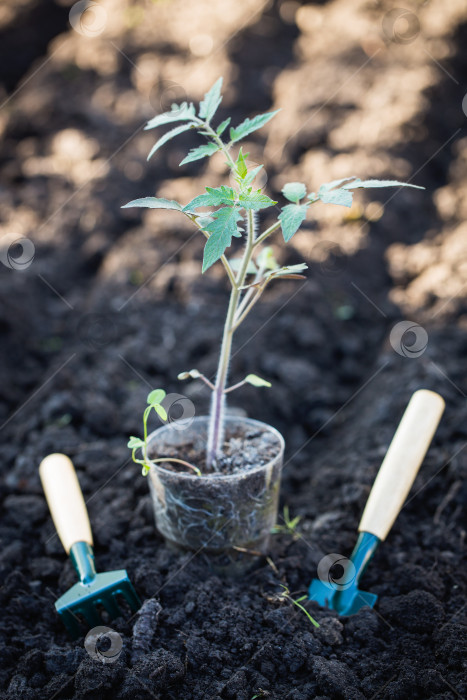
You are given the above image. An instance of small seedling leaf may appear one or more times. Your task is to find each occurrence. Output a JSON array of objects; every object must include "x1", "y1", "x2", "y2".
[
  {"x1": 199, "y1": 77, "x2": 223, "y2": 122},
  {"x1": 239, "y1": 191, "x2": 277, "y2": 210},
  {"x1": 202, "y1": 207, "x2": 243, "y2": 272},
  {"x1": 229, "y1": 257, "x2": 257, "y2": 274},
  {"x1": 244, "y1": 165, "x2": 264, "y2": 186},
  {"x1": 128, "y1": 436, "x2": 144, "y2": 449},
  {"x1": 147, "y1": 389, "x2": 166, "y2": 405},
  {"x1": 319, "y1": 177, "x2": 358, "y2": 192},
  {"x1": 147, "y1": 122, "x2": 195, "y2": 161},
  {"x1": 342, "y1": 178, "x2": 425, "y2": 190},
  {"x1": 180, "y1": 142, "x2": 219, "y2": 166},
  {"x1": 144, "y1": 102, "x2": 196, "y2": 130},
  {"x1": 245, "y1": 374, "x2": 272, "y2": 388},
  {"x1": 236, "y1": 148, "x2": 248, "y2": 179},
  {"x1": 229, "y1": 110, "x2": 280, "y2": 144},
  {"x1": 279, "y1": 203, "x2": 308, "y2": 242},
  {"x1": 183, "y1": 185, "x2": 236, "y2": 211},
  {"x1": 266, "y1": 262, "x2": 308, "y2": 279},
  {"x1": 256, "y1": 246, "x2": 278, "y2": 271},
  {"x1": 216, "y1": 117, "x2": 231, "y2": 135},
  {"x1": 178, "y1": 369, "x2": 201, "y2": 380},
  {"x1": 153, "y1": 404, "x2": 168, "y2": 421},
  {"x1": 122, "y1": 197, "x2": 183, "y2": 211},
  {"x1": 319, "y1": 187, "x2": 354, "y2": 207},
  {"x1": 282, "y1": 182, "x2": 306, "y2": 203}
]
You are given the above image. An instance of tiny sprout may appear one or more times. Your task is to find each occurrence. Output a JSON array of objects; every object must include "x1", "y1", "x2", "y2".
[
  {"x1": 224, "y1": 373, "x2": 271, "y2": 394},
  {"x1": 128, "y1": 389, "x2": 202, "y2": 477},
  {"x1": 178, "y1": 369, "x2": 214, "y2": 390},
  {"x1": 124, "y1": 76, "x2": 424, "y2": 472},
  {"x1": 279, "y1": 584, "x2": 320, "y2": 628},
  {"x1": 271, "y1": 505, "x2": 302, "y2": 539}
]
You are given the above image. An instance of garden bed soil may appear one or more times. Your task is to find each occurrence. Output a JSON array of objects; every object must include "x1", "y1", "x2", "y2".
[{"x1": 0, "y1": 0, "x2": 466, "y2": 698}]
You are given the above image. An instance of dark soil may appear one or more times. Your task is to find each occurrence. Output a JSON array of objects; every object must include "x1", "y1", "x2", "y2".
[
  {"x1": 0, "y1": 0, "x2": 466, "y2": 699},
  {"x1": 149, "y1": 421, "x2": 282, "y2": 475}
]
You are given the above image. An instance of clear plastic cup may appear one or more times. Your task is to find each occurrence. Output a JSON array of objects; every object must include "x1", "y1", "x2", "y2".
[{"x1": 146, "y1": 416, "x2": 284, "y2": 575}]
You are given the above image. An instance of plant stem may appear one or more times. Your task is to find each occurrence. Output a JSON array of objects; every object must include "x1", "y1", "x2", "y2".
[
  {"x1": 206, "y1": 209, "x2": 256, "y2": 468},
  {"x1": 254, "y1": 220, "x2": 281, "y2": 247},
  {"x1": 199, "y1": 120, "x2": 237, "y2": 169}
]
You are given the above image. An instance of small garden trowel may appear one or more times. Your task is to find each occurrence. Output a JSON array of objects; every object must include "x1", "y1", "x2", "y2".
[
  {"x1": 309, "y1": 389, "x2": 445, "y2": 615},
  {"x1": 39, "y1": 453, "x2": 141, "y2": 638}
]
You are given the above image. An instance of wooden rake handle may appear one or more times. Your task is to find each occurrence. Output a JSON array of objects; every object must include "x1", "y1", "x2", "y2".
[
  {"x1": 358, "y1": 389, "x2": 445, "y2": 541},
  {"x1": 39, "y1": 453, "x2": 93, "y2": 554}
]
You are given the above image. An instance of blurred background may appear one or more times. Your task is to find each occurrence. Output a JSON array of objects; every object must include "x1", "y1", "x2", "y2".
[
  {"x1": 1, "y1": 0, "x2": 466, "y2": 519},
  {"x1": 0, "y1": 1, "x2": 466, "y2": 697},
  {"x1": 1, "y1": 0, "x2": 466, "y2": 459}
]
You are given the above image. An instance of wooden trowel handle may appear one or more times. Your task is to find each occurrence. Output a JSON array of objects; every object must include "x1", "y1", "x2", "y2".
[
  {"x1": 39, "y1": 453, "x2": 93, "y2": 554},
  {"x1": 358, "y1": 390, "x2": 445, "y2": 541}
]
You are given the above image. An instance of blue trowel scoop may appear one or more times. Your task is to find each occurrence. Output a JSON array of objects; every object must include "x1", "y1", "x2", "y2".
[{"x1": 309, "y1": 389, "x2": 445, "y2": 615}]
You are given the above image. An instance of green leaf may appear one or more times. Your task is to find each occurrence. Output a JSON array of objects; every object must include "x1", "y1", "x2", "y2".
[
  {"x1": 282, "y1": 182, "x2": 306, "y2": 203},
  {"x1": 202, "y1": 207, "x2": 243, "y2": 272},
  {"x1": 153, "y1": 404, "x2": 168, "y2": 421},
  {"x1": 147, "y1": 122, "x2": 195, "y2": 161},
  {"x1": 199, "y1": 77, "x2": 223, "y2": 122},
  {"x1": 279, "y1": 203, "x2": 308, "y2": 242},
  {"x1": 179, "y1": 143, "x2": 219, "y2": 166},
  {"x1": 319, "y1": 188, "x2": 354, "y2": 207},
  {"x1": 122, "y1": 197, "x2": 183, "y2": 211},
  {"x1": 319, "y1": 177, "x2": 358, "y2": 192},
  {"x1": 235, "y1": 148, "x2": 248, "y2": 179},
  {"x1": 216, "y1": 117, "x2": 231, "y2": 135},
  {"x1": 244, "y1": 165, "x2": 264, "y2": 186},
  {"x1": 256, "y1": 246, "x2": 278, "y2": 271},
  {"x1": 229, "y1": 257, "x2": 257, "y2": 274},
  {"x1": 128, "y1": 436, "x2": 144, "y2": 449},
  {"x1": 183, "y1": 185, "x2": 236, "y2": 211},
  {"x1": 265, "y1": 263, "x2": 308, "y2": 278},
  {"x1": 343, "y1": 178, "x2": 424, "y2": 190},
  {"x1": 229, "y1": 110, "x2": 280, "y2": 144},
  {"x1": 178, "y1": 369, "x2": 201, "y2": 380},
  {"x1": 238, "y1": 190, "x2": 277, "y2": 210},
  {"x1": 245, "y1": 373, "x2": 272, "y2": 388},
  {"x1": 147, "y1": 389, "x2": 166, "y2": 405},
  {"x1": 145, "y1": 102, "x2": 196, "y2": 130}
]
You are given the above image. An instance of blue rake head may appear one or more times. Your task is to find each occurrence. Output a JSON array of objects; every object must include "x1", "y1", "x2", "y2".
[
  {"x1": 56, "y1": 542, "x2": 141, "y2": 638},
  {"x1": 308, "y1": 532, "x2": 379, "y2": 616}
]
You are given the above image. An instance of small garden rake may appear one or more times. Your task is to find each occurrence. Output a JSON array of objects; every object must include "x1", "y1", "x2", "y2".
[
  {"x1": 309, "y1": 389, "x2": 445, "y2": 615},
  {"x1": 39, "y1": 453, "x2": 141, "y2": 638}
]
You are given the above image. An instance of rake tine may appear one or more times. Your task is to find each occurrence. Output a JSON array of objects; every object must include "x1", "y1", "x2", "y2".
[
  {"x1": 81, "y1": 604, "x2": 104, "y2": 628},
  {"x1": 59, "y1": 609, "x2": 82, "y2": 639},
  {"x1": 101, "y1": 595, "x2": 122, "y2": 620},
  {"x1": 120, "y1": 584, "x2": 142, "y2": 612}
]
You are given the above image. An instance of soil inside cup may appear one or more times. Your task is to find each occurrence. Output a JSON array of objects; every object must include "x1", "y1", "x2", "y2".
[{"x1": 147, "y1": 421, "x2": 282, "y2": 475}]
